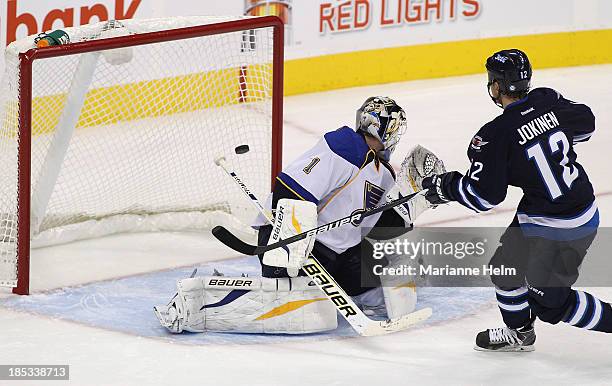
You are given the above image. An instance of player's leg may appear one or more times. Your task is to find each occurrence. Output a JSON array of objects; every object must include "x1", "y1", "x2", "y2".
[
  {"x1": 257, "y1": 221, "x2": 393, "y2": 315},
  {"x1": 258, "y1": 224, "x2": 416, "y2": 319},
  {"x1": 527, "y1": 231, "x2": 612, "y2": 333},
  {"x1": 330, "y1": 240, "x2": 417, "y2": 318},
  {"x1": 475, "y1": 217, "x2": 536, "y2": 351},
  {"x1": 490, "y1": 217, "x2": 532, "y2": 328},
  {"x1": 332, "y1": 240, "x2": 386, "y2": 316}
]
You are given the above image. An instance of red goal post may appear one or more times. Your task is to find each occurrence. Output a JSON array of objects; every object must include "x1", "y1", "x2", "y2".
[{"x1": 0, "y1": 16, "x2": 284, "y2": 295}]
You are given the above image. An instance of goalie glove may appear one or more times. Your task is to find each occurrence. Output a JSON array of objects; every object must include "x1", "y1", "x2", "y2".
[
  {"x1": 262, "y1": 199, "x2": 317, "y2": 277},
  {"x1": 402, "y1": 144, "x2": 446, "y2": 190},
  {"x1": 386, "y1": 145, "x2": 446, "y2": 223}
]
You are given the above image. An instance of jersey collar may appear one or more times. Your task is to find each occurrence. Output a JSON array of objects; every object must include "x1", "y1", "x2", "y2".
[{"x1": 504, "y1": 96, "x2": 529, "y2": 111}]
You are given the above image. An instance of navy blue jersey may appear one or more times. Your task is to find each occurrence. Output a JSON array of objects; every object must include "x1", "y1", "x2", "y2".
[{"x1": 445, "y1": 87, "x2": 598, "y2": 234}]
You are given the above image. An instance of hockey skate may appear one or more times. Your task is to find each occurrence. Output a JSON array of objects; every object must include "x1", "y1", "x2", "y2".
[{"x1": 474, "y1": 325, "x2": 536, "y2": 352}]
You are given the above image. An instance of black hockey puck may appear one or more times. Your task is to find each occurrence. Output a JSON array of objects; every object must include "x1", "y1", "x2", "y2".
[{"x1": 235, "y1": 145, "x2": 250, "y2": 154}]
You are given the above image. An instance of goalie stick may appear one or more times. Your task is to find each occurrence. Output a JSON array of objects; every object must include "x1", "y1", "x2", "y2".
[
  {"x1": 212, "y1": 187, "x2": 426, "y2": 256},
  {"x1": 214, "y1": 146, "x2": 432, "y2": 336}
]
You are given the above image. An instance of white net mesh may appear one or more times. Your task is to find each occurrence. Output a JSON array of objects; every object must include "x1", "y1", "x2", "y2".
[{"x1": 0, "y1": 16, "x2": 280, "y2": 288}]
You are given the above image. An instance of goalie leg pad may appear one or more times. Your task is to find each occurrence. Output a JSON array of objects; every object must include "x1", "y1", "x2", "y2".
[
  {"x1": 154, "y1": 277, "x2": 207, "y2": 333},
  {"x1": 351, "y1": 282, "x2": 417, "y2": 319},
  {"x1": 155, "y1": 276, "x2": 338, "y2": 334},
  {"x1": 379, "y1": 253, "x2": 418, "y2": 319},
  {"x1": 382, "y1": 281, "x2": 417, "y2": 319}
]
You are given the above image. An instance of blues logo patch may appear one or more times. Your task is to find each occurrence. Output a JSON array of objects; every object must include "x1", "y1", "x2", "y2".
[{"x1": 363, "y1": 181, "x2": 385, "y2": 210}]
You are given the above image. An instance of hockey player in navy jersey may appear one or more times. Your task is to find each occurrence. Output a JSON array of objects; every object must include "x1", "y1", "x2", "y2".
[
  {"x1": 421, "y1": 49, "x2": 608, "y2": 351},
  {"x1": 256, "y1": 96, "x2": 444, "y2": 317}
]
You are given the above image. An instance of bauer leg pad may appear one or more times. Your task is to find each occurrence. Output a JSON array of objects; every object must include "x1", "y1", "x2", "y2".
[{"x1": 155, "y1": 275, "x2": 338, "y2": 334}]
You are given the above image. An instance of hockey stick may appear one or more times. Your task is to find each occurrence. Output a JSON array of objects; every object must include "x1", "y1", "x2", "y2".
[
  {"x1": 214, "y1": 146, "x2": 431, "y2": 336},
  {"x1": 212, "y1": 187, "x2": 425, "y2": 256}
]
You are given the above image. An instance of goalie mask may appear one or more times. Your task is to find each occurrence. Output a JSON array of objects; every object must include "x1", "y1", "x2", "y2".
[{"x1": 356, "y1": 96, "x2": 407, "y2": 161}]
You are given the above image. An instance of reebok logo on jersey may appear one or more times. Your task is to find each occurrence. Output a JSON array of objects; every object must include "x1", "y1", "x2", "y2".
[
  {"x1": 470, "y1": 135, "x2": 489, "y2": 151},
  {"x1": 521, "y1": 107, "x2": 535, "y2": 116}
]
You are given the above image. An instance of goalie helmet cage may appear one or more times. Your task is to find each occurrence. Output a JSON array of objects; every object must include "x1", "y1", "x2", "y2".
[{"x1": 0, "y1": 16, "x2": 284, "y2": 295}]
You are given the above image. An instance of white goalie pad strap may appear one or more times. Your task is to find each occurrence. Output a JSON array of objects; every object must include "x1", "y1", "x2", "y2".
[
  {"x1": 387, "y1": 145, "x2": 446, "y2": 223},
  {"x1": 263, "y1": 199, "x2": 317, "y2": 277},
  {"x1": 155, "y1": 276, "x2": 337, "y2": 334}
]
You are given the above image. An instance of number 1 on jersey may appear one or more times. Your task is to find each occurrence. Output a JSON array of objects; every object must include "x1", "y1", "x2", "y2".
[
  {"x1": 303, "y1": 157, "x2": 320, "y2": 174},
  {"x1": 526, "y1": 131, "x2": 578, "y2": 200}
]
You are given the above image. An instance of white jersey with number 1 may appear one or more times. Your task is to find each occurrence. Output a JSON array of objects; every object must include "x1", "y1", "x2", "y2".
[{"x1": 257, "y1": 126, "x2": 398, "y2": 254}]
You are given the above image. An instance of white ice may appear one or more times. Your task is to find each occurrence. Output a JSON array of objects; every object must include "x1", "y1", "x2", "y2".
[{"x1": 1, "y1": 64, "x2": 612, "y2": 386}]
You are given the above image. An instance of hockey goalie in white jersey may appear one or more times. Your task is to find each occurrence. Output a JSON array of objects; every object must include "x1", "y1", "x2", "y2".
[{"x1": 155, "y1": 97, "x2": 445, "y2": 334}]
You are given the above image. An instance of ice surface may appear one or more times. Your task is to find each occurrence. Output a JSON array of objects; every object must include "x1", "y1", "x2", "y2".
[
  {"x1": 0, "y1": 256, "x2": 494, "y2": 345},
  {"x1": 1, "y1": 64, "x2": 612, "y2": 385}
]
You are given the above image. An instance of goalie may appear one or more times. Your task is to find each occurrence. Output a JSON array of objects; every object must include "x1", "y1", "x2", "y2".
[{"x1": 155, "y1": 96, "x2": 444, "y2": 334}]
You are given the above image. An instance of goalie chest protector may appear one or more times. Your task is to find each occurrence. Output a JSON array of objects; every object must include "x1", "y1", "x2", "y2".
[{"x1": 273, "y1": 126, "x2": 396, "y2": 253}]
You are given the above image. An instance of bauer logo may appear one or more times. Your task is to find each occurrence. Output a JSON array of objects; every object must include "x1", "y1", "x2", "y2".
[
  {"x1": 2, "y1": 0, "x2": 146, "y2": 46},
  {"x1": 305, "y1": 214, "x2": 360, "y2": 238},
  {"x1": 302, "y1": 263, "x2": 357, "y2": 317},
  {"x1": 208, "y1": 279, "x2": 254, "y2": 287}
]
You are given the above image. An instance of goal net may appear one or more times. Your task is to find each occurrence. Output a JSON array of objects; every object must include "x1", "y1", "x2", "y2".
[{"x1": 0, "y1": 16, "x2": 284, "y2": 294}]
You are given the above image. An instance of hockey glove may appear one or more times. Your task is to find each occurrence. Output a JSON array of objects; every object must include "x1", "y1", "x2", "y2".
[{"x1": 422, "y1": 173, "x2": 453, "y2": 205}]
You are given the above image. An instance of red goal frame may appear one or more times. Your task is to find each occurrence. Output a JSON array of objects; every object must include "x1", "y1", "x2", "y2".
[{"x1": 13, "y1": 16, "x2": 284, "y2": 295}]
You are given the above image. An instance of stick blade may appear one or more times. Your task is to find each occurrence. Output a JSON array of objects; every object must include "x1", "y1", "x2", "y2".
[
  {"x1": 212, "y1": 226, "x2": 259, "y2": 255},
  {"x1": 362, "y1": 307, "x2": 432, "y2": 336}
]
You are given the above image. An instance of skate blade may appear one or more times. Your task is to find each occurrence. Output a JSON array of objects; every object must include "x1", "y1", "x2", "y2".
[{"x1": 473, "y1": 344, "x2": 535, "y2": 352}]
